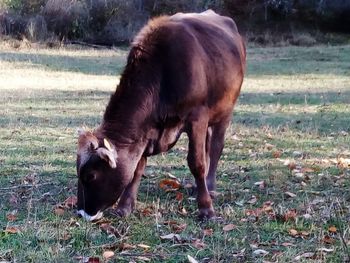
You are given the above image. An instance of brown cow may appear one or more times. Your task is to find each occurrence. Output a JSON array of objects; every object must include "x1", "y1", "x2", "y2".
[{"x1": 76, "y1": 10, "x2": 246, "y2": 221}]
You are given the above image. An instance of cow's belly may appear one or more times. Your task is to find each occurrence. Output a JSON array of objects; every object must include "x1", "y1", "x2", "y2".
[{"x1": 145, "y1": 124, "x2": 184, "y2": 156}]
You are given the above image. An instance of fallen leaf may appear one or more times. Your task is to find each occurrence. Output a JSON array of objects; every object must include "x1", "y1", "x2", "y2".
[
  {"x1": 281, "y1": 242, "x2": 296, "y2": 247},
  {"x1": 322, "y1": 235, "x2": 335, "y2": 244},
  {"x1": 284, "y1": 209, "x2": 297, "y2": 222},
  {"x1": 102, "y1": 250, "x2": 114, "y2": 260},
  {"x1": 6, "y1": 212, "x2": 17, "y2": 222},
  {"x1": 192, "y1": 239, "x2": 206, "y2": 249},
  {"x1": 159, "y1": 179, "x2": 181, "y2": 191},
  {"x1": 272, "y1": 150, "x2": 282, "y2": 158},
  {"x1": 287, "y1": 162, "x2": 297, "y2": 170},
  {"x1": 265, "y1": 143, "x2": 275, "y2": 150},
  {"x1": 301, "y1": 167, "x2": 315, "y2": 173},
  {"x1": 328, "y1": 226, "x2": 337, "y2": 233},
  {"x1": 87, "y1": 257, "x2": 100, "y2": 263},
  {"x1": 176, "y1": 192, "x2": 184, "y2": 202},
  {"x1": 289, "y1": 229, "x2": 298, "y2": 236},
  {"x1": 141, "y1": 207, "x2": 154, "y2": 216},
  {"x1": 54, "y1": 207, "x2": 65, "y2": 216},
  {"x1": 64, "y1": 196, "x2": 77, "y2": 208},
  {"x1": 203, "y1": 228, "x2": 213, "y2": 236},
  {"x1": 253, "y1": 249, "x2": 269, "y2": 257},
  {"x1": 300, "y1": 231, "x2": 310, "y2": 237},
  {"x1": 4, "y1": 226, "x2": 20, "y2": 234},
  {"x1": 223, "y1": 224, "x2": 236, "y2": 232},
  {"x1": 171, "y1": 223, "x2": 187, "y2": 233},
  {"x1": 137, "y1": 244, "x2": 151, "y2": 250},
  {"x1": 187, "y1": 255, "x2": 198, "y2": 263},
  {"x1": 119, "y1": 243, "x2": 136, "y2": 251},
  {"x1": 294, "y1": 252, "x2": 315, "y2": 261},
  {"x1": 284, "y1": 191, "x2": 296, "y2": 198}
]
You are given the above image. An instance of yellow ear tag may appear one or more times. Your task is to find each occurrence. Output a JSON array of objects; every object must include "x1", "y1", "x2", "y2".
[{"x1": 104, "y1": 138, "x2": 113, "y2": 151}]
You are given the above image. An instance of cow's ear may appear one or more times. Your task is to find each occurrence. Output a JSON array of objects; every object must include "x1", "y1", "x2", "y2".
[{"x1": 97, "y1": 148, "x2": 117, "y2": 168}]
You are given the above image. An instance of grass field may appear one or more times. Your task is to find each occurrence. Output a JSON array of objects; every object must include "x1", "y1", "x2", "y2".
[{"x1": 0, "y1": 43, "x2": 350, "y2": 262}]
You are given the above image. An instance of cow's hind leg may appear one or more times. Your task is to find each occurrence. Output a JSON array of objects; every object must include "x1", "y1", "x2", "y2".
[
  {"x1": 187, "y1": 110, "x2": 214, "y2": 219},
  {"x1": 206, "y1": 118, "x2": 230, "y2": 194},
  {"x1": 113, "y1": 157, "x2": 146, "y2": 217}
]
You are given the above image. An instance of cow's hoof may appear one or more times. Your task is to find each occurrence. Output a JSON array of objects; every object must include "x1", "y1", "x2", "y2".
[{"x1": 198, "y1": 207, "x2": 215, "y2": 220}]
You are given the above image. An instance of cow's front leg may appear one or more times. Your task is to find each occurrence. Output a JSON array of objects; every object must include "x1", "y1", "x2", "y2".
[
  {"x1": 187, "y1": 113, "x2": 214, "y2": 219},
  {"x1": 113, "y1": 156, "x2": 146, "y2": 217}
]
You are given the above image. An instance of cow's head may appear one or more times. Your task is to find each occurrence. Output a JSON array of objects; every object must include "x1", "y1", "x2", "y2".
[{"x1": 76, "y1": 129, "x2": 130, "y2": 221}]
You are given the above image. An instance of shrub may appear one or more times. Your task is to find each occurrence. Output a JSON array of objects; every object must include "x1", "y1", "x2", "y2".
[
  {"x1": 0, "y1": 11, "x2": 27, "y2": 38},
  {"x1": 291, "y1": 33, "x2": 317, "y2": 46},
  {"x1": 87, "y1": 0, "x2": 149, "y2": 45},
  {"x1": 42, "y1": 0, "x2": 89, "y2": 40},
  {"x1": 25, "y1": 15, "x2": 47, "y2": 41}
]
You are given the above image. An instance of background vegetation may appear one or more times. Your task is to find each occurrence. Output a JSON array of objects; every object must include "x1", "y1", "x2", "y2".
[{"x1": 0, "y1": 0, "x2": 350, "y2": 45}]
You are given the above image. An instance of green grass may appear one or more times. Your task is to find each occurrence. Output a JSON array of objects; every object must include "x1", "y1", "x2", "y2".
[{"x1": 1, "y1": 43, "x2": 350, "y2": 262}]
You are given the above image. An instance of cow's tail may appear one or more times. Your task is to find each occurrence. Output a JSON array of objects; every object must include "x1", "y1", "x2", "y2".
[{"x1": 240, "y1": 36, "x2": 247, "y2": 75}]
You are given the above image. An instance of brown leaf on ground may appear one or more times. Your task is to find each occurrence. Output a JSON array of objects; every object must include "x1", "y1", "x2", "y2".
[
  {"x1": 289, "y1": 229, "x2": 298, "y2": 236},
  {"x1": 294, "y1": 252, "x2": 315, "y2": 261},
  {"x1": 141, "y1": 207, "x2": 154, "y2": 216},
  {"x1": 6, "y1": 211, "x2": 17, "y2": 222},
  {"x1": 192, "y1": 239, "x2": 206, "y2": 249},
  {"x1": 203, "y1": 228, "x2": 213, "y2": 236},
  {"x1": 272, "y1": 150, "x2": 282, "y2": 158},
  {"x1": 322, "y1": 235, "x2": 335, "y2": 244},
  {"x1": 328, "y1": 226, "x2": 337, "y2": 233},
  {"x1": 265, "y1": 143, "x2": 275, "y2": 150},
  {"x1": 301, "y1": 167, "x2": 315, "y2": 173},
  {"x1": 281, "y1": 242, "x2": 296, "y2": 247},
  {"x1": 119, "y1": 243, "x2": 136, "y2": 251},
  {"x1": 87, "y1": 257, "x2": 100, "y2": 263},
  {"x1": 102, "y1": 250, "x2": 114, "y2": 260},
  {"x1": 54, "y1": 207, "x2": 65, "y2": 216},
  {"x1": 137, "y1": 244, "x2": 151, "y2": 250},
  {"x1": 172, "y1": 223, "x2": 187, "y2": 233},
  {"x1": 4, "y1": 226, "x2": 20, "y2": 234},
  {"x1": 159, "y1": 179, "x2": 181, "y2": 191},
  {"x1": 63, "y1": 196, "x2": 77, "y2": 208},
  {"x1": 223, "y1": 224, "x2": 236, "y2": 232},
  {"x1": 287, "y1": 162, "x2": 297, "y2": 170},
  {"x1": 176, "y1": 192, "x2": 184, "y2": 202},
  {"x1": 284, "y1": 209, "x2": 297, "y2": 222}
]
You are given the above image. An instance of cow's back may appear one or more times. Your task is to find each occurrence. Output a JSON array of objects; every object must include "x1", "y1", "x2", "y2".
[{"x1": 132, "y1": 11, "x2": 245, "y2": 123}]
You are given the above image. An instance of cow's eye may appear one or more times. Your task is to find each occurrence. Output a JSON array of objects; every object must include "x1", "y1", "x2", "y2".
[{"x1": 84, "y1": 173, "x2": 97, "y2": 183}]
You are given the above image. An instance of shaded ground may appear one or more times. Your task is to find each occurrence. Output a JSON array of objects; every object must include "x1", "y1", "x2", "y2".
[{"x1": 0, "y1": 44, "x2": 350, "y2": 262}]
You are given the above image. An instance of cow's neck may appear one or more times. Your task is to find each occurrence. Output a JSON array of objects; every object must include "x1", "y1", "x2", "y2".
[{"x1": 100, "y1": 48, "x2": 160, "y2": 150}]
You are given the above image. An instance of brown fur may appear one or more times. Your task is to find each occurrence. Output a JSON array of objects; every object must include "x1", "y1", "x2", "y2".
[{"x1": 77, "y1": 10, "x2": 246, "y2": 219}]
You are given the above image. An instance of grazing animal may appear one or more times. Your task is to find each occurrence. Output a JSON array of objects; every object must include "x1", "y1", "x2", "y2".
[{"x1": 76, "y1": 10, "x2": 246, "y2": 221}]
